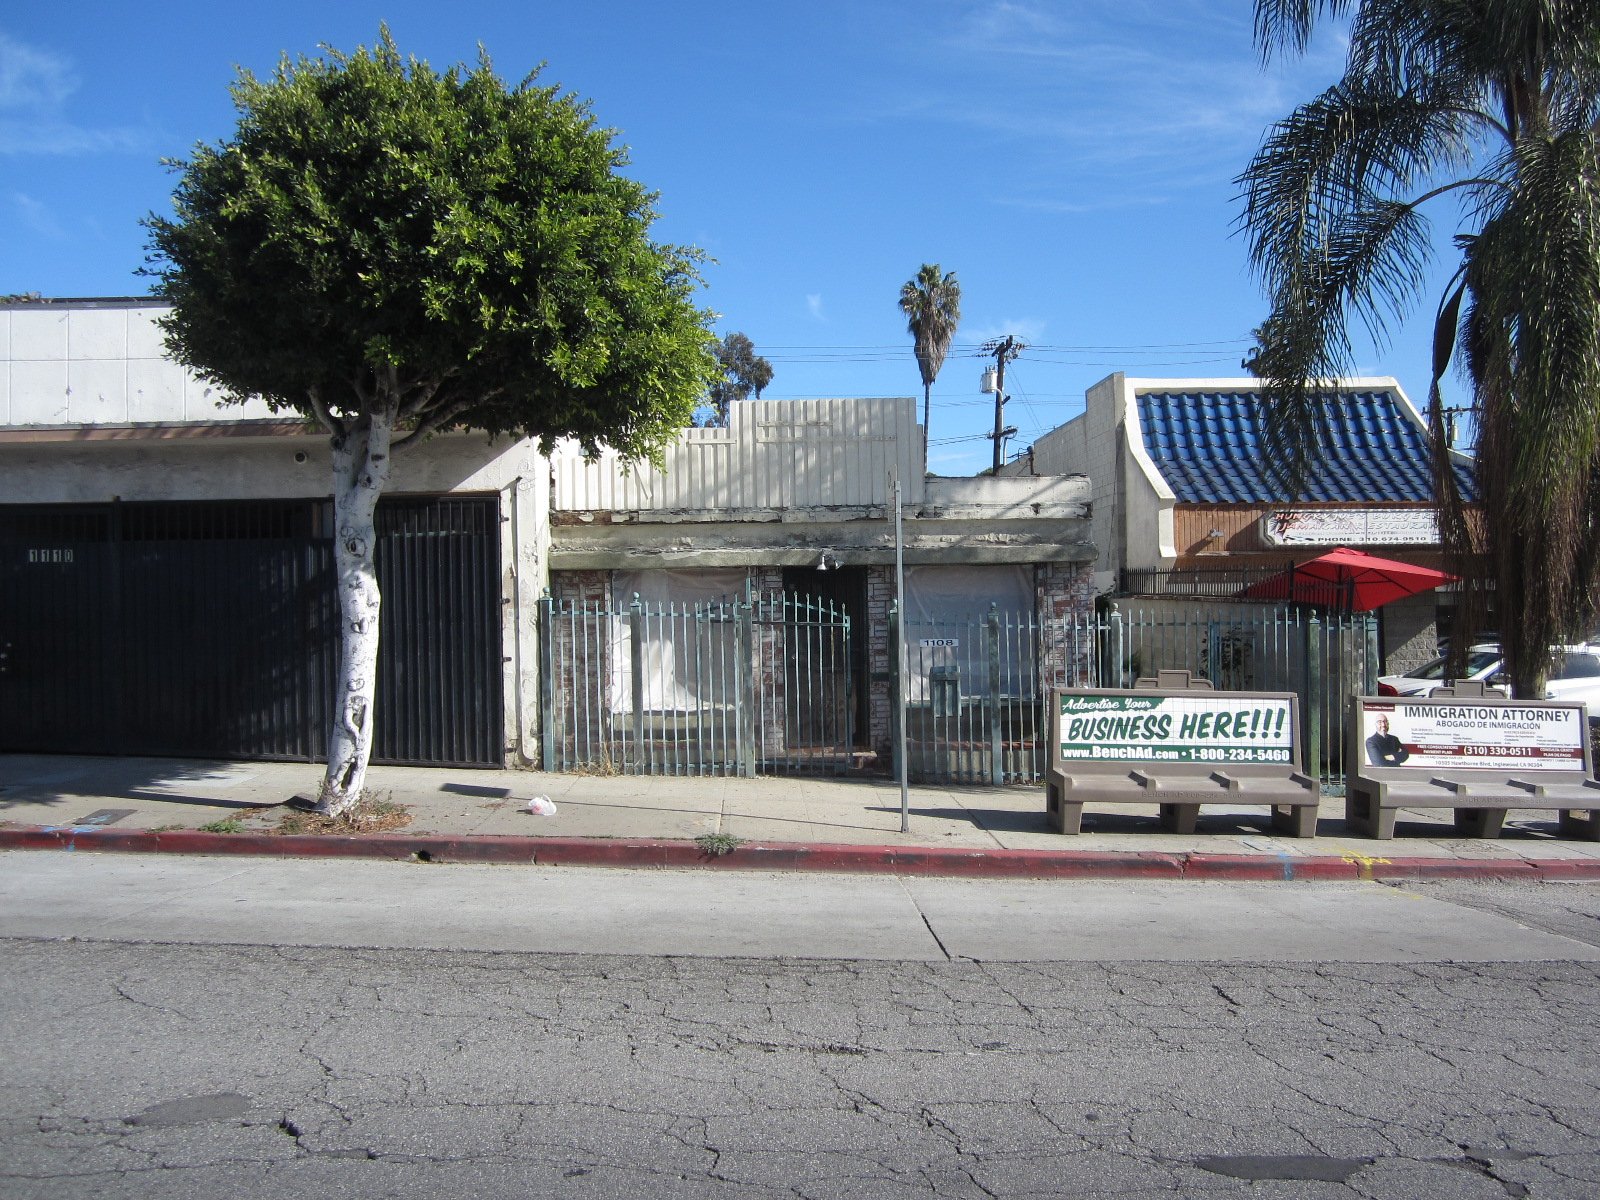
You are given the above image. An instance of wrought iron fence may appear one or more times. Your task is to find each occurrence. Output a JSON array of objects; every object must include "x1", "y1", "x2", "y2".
[
  {"x1": 894, "y1": 604, "x2": 1098, "y2": 785},
  {"x1": 891, "y1": 602, "x2": 1377, "y2": 787},
  {"x1": 539, "y1": 591, "x2": 852, "y2": 776},
  {"x1": 540, "y1": 589, "x2": 1378, "y2": 788},
  {"x1": 1103, "y1": 605, "x2": 1378, "y2": 785}
]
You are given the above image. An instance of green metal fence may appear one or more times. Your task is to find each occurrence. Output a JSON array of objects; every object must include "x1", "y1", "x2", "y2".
[
  {"x1": 539, "y1": 591, "x2": 853, "y2": 776},
  {"x1": 892, "y1": 603, "x2": 1378, "y2": 787},
  {"x1": 540, "y1": 591, "x2": 1379, "y2": 787}
]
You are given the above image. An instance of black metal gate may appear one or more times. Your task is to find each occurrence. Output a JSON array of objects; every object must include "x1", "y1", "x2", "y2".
[{"x1": 0, "y1": 497, "x2": 502, "y2": 767}]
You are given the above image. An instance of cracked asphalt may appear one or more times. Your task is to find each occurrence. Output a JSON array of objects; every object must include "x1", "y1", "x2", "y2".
[{"x1": 5, "y1": 863, "x2": 1600, "y2": 1197}]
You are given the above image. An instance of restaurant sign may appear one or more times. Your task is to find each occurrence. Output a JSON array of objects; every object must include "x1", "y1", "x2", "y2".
[{"x1": 1261, "y1": 508, "x2": 1439, "y2": 547}]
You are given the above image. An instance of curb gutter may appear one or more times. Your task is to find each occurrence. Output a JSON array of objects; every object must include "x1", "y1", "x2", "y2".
[{"x1": 2, "y1": 826, "x2": 1595, "y2": 883}]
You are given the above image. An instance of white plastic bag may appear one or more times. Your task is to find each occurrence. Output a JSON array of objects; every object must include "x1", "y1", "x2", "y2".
[{"x1": 526, "y1": 795, "x2": 557, "y2": 816}]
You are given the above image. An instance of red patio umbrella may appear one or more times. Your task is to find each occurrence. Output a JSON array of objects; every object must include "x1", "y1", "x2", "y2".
[{"x1": 1238, "y1": 546, "x2": 1456, "y2": 611}]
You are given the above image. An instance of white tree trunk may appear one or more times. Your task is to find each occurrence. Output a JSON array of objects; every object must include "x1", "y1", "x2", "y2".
[{"x1": 318, "y1": 411, "x2": 396, "y2": 815}]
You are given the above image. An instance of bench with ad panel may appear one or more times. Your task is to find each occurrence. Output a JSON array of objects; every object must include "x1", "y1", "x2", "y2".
[
  {"x1": 1345, "y1": 690, "x2": 1600, "y2": 839},
  {"x1": 1044, "y1": 672, "x2": 1320, "y2": 836}
]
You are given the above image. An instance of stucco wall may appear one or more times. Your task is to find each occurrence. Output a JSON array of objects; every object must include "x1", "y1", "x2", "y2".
[{"x1": 2, "y1": 300, "x2": 277, "y2": 426}]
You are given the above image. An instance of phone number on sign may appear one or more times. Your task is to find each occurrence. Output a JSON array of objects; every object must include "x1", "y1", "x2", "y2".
[{"x1": 1191, "y1": 747, "x2": 1292, "y2": 763}]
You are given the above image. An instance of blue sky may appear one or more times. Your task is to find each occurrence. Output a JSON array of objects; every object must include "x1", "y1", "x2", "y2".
[{"x1": 1, "y1": 1, "x2": 1461, "y2": 474}]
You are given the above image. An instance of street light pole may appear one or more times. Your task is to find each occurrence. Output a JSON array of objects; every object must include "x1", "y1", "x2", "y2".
[{"x1": 893, "y1": 470, "x2": 910, "y2": 834}]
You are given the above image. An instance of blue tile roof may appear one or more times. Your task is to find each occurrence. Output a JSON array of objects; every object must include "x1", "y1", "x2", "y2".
[{"x1": 1135, "y1": 389, "x2": 1478, "y2": 503}]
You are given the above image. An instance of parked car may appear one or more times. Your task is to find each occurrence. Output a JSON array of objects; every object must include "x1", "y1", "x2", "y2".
[
  {"x1": 1376, "y1": 644, "x2": 1504, "y2": 696},
  {"x1": 1377, "y1": 643, "x2": 1600, "y2": 709}
]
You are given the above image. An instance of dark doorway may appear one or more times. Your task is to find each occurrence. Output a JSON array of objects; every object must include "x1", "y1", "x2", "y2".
[{"x1": 784, "y1": 565, "x2": 870, "y2": 748}]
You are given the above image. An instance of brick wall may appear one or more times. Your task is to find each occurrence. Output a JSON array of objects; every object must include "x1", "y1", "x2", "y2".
[
  {"x1": 545, "y1": 570, "x2": 615, "y2": 769},
  {"x1": 1036, "y1": 560, "x2": 1098, "y2": 686},
  {"x1": 865, "y1": 565, "x2": 896, "y2": 758}
]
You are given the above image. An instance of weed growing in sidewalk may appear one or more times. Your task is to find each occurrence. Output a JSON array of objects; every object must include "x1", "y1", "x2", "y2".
[
  {"x1": 198, "y1": 818, "x2": 244, "y2": 834},
  {"x1": 695, "y1": 832, "x2": 745, "y2": 857},
  {"x1": 274, "y1": 790, "x2": 413, "y2": 835}
]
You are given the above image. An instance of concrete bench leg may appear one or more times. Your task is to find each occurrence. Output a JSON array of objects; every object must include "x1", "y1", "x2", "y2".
[
  {"x1": 1454, "y1": 807, "x2": 1507, "y2": 838},
  {"x1": 1159, "y1": 803, "x2": 1200, "y2": 834},
  {"x1": 1271, "y1": 803, "x2": 1318, "y2": 838},
  {"x1": 1046, "y1": 781, "x2": 1084, "y2": 835},
  {"x1": 1345, "y1": 791, "x2": 1395, "y2": 839},
  {"x1": 1559, "y1": 809, "x2": 1600, "y2": 840},
  {"x1": 1054, "y1": 800, "x2": 1084, "y2": 835}
]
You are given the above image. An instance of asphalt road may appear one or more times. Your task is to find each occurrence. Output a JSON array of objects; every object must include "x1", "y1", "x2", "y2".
[{"x1": 5, "y1": 854, "x2": 1600, "y2": 1198}]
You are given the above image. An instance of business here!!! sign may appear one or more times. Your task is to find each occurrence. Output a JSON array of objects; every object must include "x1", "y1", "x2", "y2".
[
  {"x1": 1056, "y1": 693, "x2": 1295, "y2": 765},
  {"x1": 1358, "y1": 700, "x2": 1585, "y2": 772}
]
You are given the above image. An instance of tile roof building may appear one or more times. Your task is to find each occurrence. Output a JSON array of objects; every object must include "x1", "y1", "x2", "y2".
[{"x1": 1006, "y1": 373, "x2": 1478, "y2": 671}]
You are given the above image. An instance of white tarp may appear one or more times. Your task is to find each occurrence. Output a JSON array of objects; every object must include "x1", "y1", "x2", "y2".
[
  {"x1": 610, "y1": 569, "x2": 746, "y2": 713},
  {"x1": 902, "y1": 565, "x2": 1034, "y2": 703}
]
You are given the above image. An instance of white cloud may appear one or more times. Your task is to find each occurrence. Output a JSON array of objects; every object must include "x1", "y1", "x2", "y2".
[
  {"x1": 0, "y1": 30, "x2": 75, "y2": 110},
  {"x1": 966, "y1": 318, "x2": 1047, "y2": 345},
  {"x1": 11, "y1": 191, "x2": 65, "y2": 239},
  {"x1": 806, "y1": 293, "x2": 826, "y2": 321},
  {"x1": 874, "y1": 0, "x2": 1351, "y2": 206},
  {"x1": 0, "y1": 31, "x2": 149, "y2": 155}
]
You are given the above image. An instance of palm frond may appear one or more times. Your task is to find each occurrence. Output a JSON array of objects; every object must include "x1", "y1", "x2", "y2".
[{"x1": 1253, "y1": 0, "x2": 1356, "y2": 61}]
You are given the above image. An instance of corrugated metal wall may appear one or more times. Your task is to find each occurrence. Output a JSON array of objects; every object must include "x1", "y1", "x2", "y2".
[
  {"x1": 551, "y1": 398, "x2": 923, "y2": 512},
  {"x1": 0, "y1": 497, "x2": 502, "y2": 766}
]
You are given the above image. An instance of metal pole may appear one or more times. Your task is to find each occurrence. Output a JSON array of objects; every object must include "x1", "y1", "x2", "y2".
[
  {"x1": 987, "y1": 604, "x2": 1004, "y2": 786},
  {"x1": 893, "y1": 471, "x2": 910, "y2": 833},
  {"x1": 629, "y1": 592, "x2": 645, "y2": 775},
  {"x1": 538, "y1": 589, "x2": 555, "y2": 770}
]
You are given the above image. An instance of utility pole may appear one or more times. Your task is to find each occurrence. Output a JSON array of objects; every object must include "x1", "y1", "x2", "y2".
[{"x1": 981, "y1": 336, "x2": 1023, "y2": 472}]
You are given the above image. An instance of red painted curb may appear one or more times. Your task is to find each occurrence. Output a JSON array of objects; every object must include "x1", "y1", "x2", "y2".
[
  {"x1": 1524, "y1": 858, "x2": 1600, "y2": 880},
  {"x1": 2, "y1": 825, "x2": 1598, "y2": 882},
  {"x1": 1182, "y1": 854, "x2": 1361, "y2": 882}
]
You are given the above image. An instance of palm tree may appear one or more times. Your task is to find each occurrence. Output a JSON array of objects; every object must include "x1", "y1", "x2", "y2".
[
  {"x1": 1238, "y1": 0, "x2": 1600, "y2": 697},
  {"x1": 898, "y1": 264, "x2": 962, "y2": 463}
]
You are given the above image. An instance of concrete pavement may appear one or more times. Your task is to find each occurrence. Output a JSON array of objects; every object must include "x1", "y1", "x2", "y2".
[
  {"x1": 5, "y1": 752, "x2": 1600, "y2": 880},
  {"x1": 7, "y1": 853, "x2": 1599, "y2": 961}
]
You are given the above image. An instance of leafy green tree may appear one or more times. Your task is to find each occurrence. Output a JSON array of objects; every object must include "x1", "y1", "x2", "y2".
[
  {"x1": 704, "y1": 331, "x2": 774, "y2": 426},
  {"x1": 1238, "y1": 0, "x2": 1600, "y2": 697},
  {"x1": 898, "y1": 264, "x2": 962, "y2": 462},
  {"x1": 145, "y1": 29, "x2": 718, "y2": 812}
]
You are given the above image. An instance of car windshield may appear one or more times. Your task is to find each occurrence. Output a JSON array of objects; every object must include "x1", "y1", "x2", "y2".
[
  {"x1": 1404, "y1": 649, "x2": 1501, "y2": 680},
  {"x1": 1553, "y1": 652, "x2": 1600, "y2": 680}
]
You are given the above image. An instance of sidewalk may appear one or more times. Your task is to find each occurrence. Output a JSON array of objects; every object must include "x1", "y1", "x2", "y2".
[{"x1": 5, "y1": 753, "x2": 1600, "y2": 881}]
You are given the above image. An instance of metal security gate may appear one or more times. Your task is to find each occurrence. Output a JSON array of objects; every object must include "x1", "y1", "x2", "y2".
[
  {"x1": 893, "y1": 603, "x2": 1377, "y2": 787},
  {"x1": 0, "y1": 497, "x2": 502, "y2": 766},
  {"x1": 897, "y1": 604, "x2": 1096, "y2": 785},
  {"x1": 540, "y1": 591, "x2": 852, "y2": 775}
]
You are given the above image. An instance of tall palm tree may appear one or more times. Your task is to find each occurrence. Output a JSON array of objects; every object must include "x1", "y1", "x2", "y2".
[
  {"x1": 899, "y1": 264, "x2": 962, "y2": 463},
  {"x1": 1238, "y1": 0, "x2": 1600, "y2": 697}
]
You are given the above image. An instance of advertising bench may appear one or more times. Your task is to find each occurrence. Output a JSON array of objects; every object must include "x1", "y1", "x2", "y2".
[
  {"x1": 1345, "y1": 695, "x2": 1600, "y2": 839},
  {"x1": 1044, "y1": 683, "x2": 1320, "y2": 836}
]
